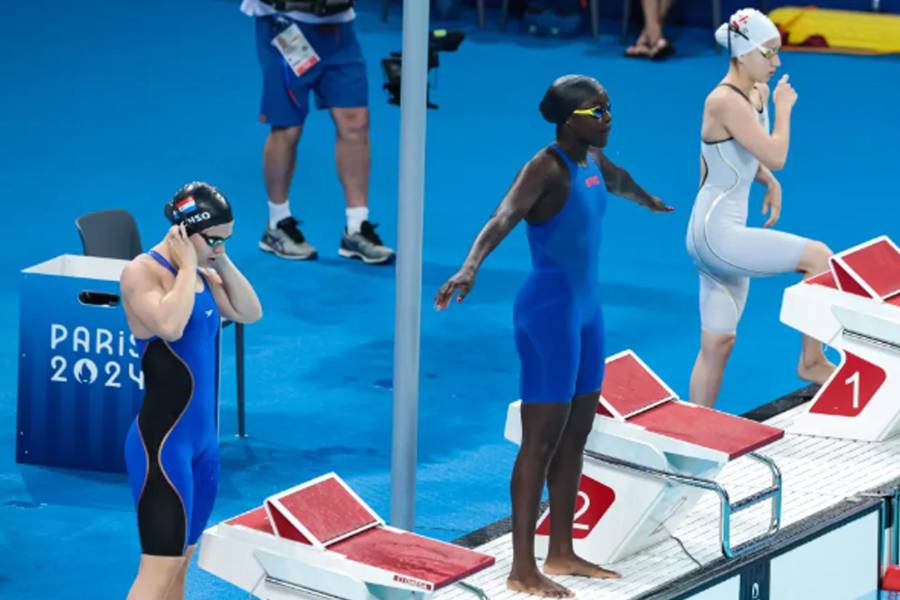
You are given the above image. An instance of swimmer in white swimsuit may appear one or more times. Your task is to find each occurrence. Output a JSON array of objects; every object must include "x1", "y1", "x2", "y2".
[{"x1": 686, "y1": 8, "x2": 836, "y2": 408}]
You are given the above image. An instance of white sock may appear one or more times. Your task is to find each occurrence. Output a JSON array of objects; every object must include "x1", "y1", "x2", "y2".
[
  {"x1": 346, "y1": 207, "x2": 369, "y2": 234},
  {"x1": 268, "y1": 200, "x2": 292, "y2": 229}
]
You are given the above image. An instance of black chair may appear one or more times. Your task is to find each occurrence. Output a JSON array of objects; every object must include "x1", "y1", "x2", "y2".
[
  {"x1": 75, "y1": 209, "x2": 247, "y2": 437},
  {"x1": 75, "y1": 209, "x2": 143, "y2": 260}
]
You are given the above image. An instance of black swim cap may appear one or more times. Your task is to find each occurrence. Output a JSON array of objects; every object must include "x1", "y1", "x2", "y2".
[
  {"x1": 164, "y1": 182, "x2": 233, "y2": 235},
  {"x1": 539, "y1": 75, "x2": 604, "y2": 125}
]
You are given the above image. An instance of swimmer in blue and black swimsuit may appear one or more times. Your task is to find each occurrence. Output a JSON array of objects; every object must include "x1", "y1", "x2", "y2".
[
  {"x1": 120, "y1": 182, "x2": 262, "y2": 600},
  {"x1": 436, "y1": 76, "x2": 674, "y2": 597},
  {"x1": 124, "y1": 249, "x2": 221, "y2": 558}
]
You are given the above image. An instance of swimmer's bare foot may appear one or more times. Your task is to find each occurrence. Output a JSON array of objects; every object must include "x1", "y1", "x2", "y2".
[
  {"x1": 543, "y1": 553, "x2": 621, "y2": 579},
  {"x1": 798, "y1": 358, "x2": 837, "y2": 385},
  {"x1": 507, "y1": 569, "x2": 573, "y2": 598}
]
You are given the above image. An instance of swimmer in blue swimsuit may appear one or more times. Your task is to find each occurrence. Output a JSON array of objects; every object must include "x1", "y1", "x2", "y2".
[
  {"x1": 120, "y1": 182, "x2": 262, "y2": 600},
  {"x1": 436, "y1": 75, "x2": 673, "y2": 597}
]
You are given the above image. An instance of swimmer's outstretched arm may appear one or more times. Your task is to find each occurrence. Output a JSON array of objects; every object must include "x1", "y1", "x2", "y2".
[
  {"x1": 591, "y1": 150, "x2": 674, "y2": 213},
  {"x1": 203, "y1": 255, "x2": 263, "y2": 324},
  {"x1": 434, "y1": 153, "x2": 557, "y2": 309}
]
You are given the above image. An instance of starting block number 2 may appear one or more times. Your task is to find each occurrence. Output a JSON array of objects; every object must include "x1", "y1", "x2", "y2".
[
  {"x1": 536, "y1": 476, "x2": 617, "y2": 540},
  {"x1": 573, "y1": 491, "x2": 591, "y2": 532},
  {"x1": 810, "y1": 352, "x2": 887, "y2": 418}
]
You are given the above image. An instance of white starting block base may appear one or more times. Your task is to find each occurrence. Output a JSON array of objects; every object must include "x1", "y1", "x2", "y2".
[
  {"x1": 781, "y1": 235, "x2": 900, "y2": 442},
  {"x1": 435, "y1": 402, "x2": 897, "y2": 600},
  {"x1": 505, "y1": 351, "x2": 783, "y2": 566},
  {"x1": 199, "y1": 474, "x2": 494, "y2": 599}
]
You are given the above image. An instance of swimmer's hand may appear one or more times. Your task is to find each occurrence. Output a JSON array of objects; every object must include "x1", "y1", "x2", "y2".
[
  {"x1": 644, "y1": 196, "x2": 675, "y2": 213},
  {"x1": 166, "y1": 224, "x2": 199, "y2": 271},
  {"x1": 435, "y1": 268, "x2": 476, "y2": 310},
  {"x1": 198, "y1": 267, "x2": 223, "y2": 286},
  {"x1": 773, "y1": 74, "x2": 797, "y2": 110},
  {"x1": 762, "y1": 182, "x2": 782, "y2": 228}
]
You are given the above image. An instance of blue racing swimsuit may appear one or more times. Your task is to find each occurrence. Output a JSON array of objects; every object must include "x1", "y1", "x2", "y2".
[
  {"x1": 514, "y1": 145, "x2": 608, "y2": 403},
  {"x1": 124, "y1": 250, "x2": 221, "y2": 556}
]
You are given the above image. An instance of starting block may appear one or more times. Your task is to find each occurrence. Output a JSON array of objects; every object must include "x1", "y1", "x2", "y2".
[
  {"x1": 504, "y1": 350, "x2": 784, "y2": 564},
  {"x1": 198, "y1": 473, "x2": 495, "y2": 599},
  {"x1": 781, "y1": 235, "x2": 900, "y2": 442}
]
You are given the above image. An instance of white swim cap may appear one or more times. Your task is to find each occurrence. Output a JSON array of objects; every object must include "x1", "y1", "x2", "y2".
[{"x1": 715, "y1": 8, "x2": 780, "y2": 57}]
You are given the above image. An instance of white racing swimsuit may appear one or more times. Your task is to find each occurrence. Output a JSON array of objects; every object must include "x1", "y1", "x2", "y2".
[{"x1": 686, "y1": 86, "x2": 808, "y2": 334}]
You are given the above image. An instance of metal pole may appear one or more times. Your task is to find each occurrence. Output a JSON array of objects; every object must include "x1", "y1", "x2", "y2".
[
  {"x1": 236, "y1": 323, "x2": 246, "y2": 438},
  {"x1": 391, "y1": 0, "x2": 430, "y2": 531}
]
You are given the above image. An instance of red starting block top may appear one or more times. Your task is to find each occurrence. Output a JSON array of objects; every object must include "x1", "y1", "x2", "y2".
[
  {"x1": 266, "y1": 474, "x2": 381, "y2": 547},
  {"x1": 630, "y1": 402, "x2": 784, "y2": 459},
  {"x1": 808, "y1": 270, "x2": 838, "y2": 289},
  {"x1": 223, "y1": 483, "x2": 496, "y2": 591},
  {"x1": 331, "y1": 527, "x2": 495, "y2": 591},
  {"x1": 597, "y1": 351, "x2": 784, "y2": 458},
  {"x1": 228, "y1": 506, "x2": 275, "y2": 534},
  {"x1": 830, "y1": 236, "x2": 900, "y2": 301},
  {"x1": 599, "y1": 351, "x2": 677, "y2": 419}
]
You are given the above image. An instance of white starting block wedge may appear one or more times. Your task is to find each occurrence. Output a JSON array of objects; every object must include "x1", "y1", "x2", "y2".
[
  {"x1": 781, "y1": 235, "x2": 900, "y2": 442},
  {"x1": 504, "y1": 350, "x2": 784, "y2": 564},
  {"x1": 198, "y1": 473, "x2": 495, "y2": 600}
]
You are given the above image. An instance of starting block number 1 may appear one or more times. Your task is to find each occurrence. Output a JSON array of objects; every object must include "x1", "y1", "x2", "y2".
[
  {"x1": 810, "y1": 352, "x2": 886, "y2": 417},
  {"x1": 846, "y1": 371, "x2": 861, "y2": 410}
]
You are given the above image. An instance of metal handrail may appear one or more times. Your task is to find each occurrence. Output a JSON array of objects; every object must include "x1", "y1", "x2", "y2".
[
  {"x1": 264, "y1": 576, "x2": 349, "y2": 600},
  {"x1": 584, "y1": 449, "x2": 782, "y2": 559},
  {"x1": 844, "y1": 328, "x2": 900, "y2": 354}
]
